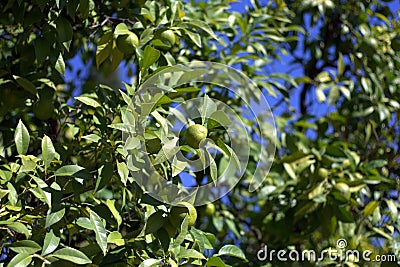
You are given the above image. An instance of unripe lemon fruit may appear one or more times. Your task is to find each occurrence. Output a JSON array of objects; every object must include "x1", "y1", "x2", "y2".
[
  {"x1": 169, "y1": 202, "x2": 197, "y2": 228},
  {"x1": 159, "y1": 30, "x2": 176, "y2": 45},
  {"x1": 116, "y1": 33, "x2": 139, "y2": 53},
  {"x1": 342, "y1": 159, "x2": 351, "y2": 168},
  {"x1": 203, "y1": 203, "x2": 216, "y2": 217},
  {"x1": 391, "y1": 36, "x2": 400, "y2": 51},
  {"x1": 185, "y1": 124, "x2": 208, "y2": 149},
  {"x1": 318, "y1": 168, "x2": 329, "y2": 178},
  {"x1": 33, "y1": 98, "x2": 54, "y2": 120}
]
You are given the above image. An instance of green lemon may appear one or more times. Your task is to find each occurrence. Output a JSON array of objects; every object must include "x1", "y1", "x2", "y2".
[
  {"x1": 185, "y1": 124, "x2": 208, "y2": 149},
  {"x1": 159, "y1": 30, "x2": 176, "y2": 45},
  {"x1": 203, "y1": 203, "x2": 216, "y2": 217},
  {"x1": 318, "y1": 168, "x2": 329, "y2": 178},
  {"x1": 33, "y1": 98, "x2": 54, "y2": 120},
  {"x1": 116, "y1": 33, "x2": 139, "y2": 53},
  {"x1": 334, "y1": 182, "x2": 351, "y2": 199},
  {"x1": 169, "y1": 201, "x2": 197, "y2": 228},
  {"x1": 342, "y1": 159, "x2": 351, "y2": 168},
  {"x1": 145, "y1": 138, "x2": 162, "y2": 154},
  {"x1": 391, "y1": 37, "x2": 400, "y2": 51}
]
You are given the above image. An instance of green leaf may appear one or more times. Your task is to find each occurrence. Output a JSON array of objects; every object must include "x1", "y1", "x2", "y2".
[
  {"x1": 190, "y1": 228, "x2": 213, "y2": 251},
  {"x1": 153, "y1": 138, "x2": 180, "y2": 165},
  {"x1": 35, "y1": 37, "x2": 50, "y2": 64},
  {"x1": 156, "y1": 228, "x2": 170, "y2": 252},
  {"x1": 364, "y1": 201, "x2": 379, "y2": 217},
  {"x1": 95, "y1": 162, "x2": 114, "y2": 192},
  {"x1": 13, "y1": 75, "x2": 37, "y2": 94},
  {"x1": 75, "y1": 96, "x2": 101, "y2": 108},
  {"x1": 207, "y1": 150, "x2": 218, "y2": 184},
  {"x1": 111, "y1": 45, "x2": 124, "y2": 71},
  {"x1": 184, "y1": 29, "x2": 201, "y2": 47},
  {"x1": 107, "y1": 231, "x2": 124, "y2": 246},
  {"x1": 181, "y1": 19, "x2": 219, "y2": 41},
  {"x1": 316, "y1": 87, "x2": 326, "y2": 102},
  {"x1": 42, "y1": 135, "x2": 56, "y2": 167},
  {"x1": 116, "y1": 161, "x2": 129, "y2": 186},
  {"x1": 178, "y1": 247, "x2": 206, "y2": 260},
  {"x1": 78, "y1": 0, "x2": 89, "y2": 18},
  {"x1": 42, "y1": 230, "x2": 60, "y2": 256},
  {"x1": 96, "y1": 33, "x2": 113, "y2": 68},
  {"x1": 171, "y1": 156, "x2": 189, "y2": 177},
  {"x1": 55, "y1": 17, "x2": 73, "y2": 43},
  {"x1": 9, "y1": 240, "x2": 41, "y2": 254},
  {"x1": 114, "y1": 23, "x2": 131, "y2": 35},
  {"x1": 328, "y1": 85, "x2": 339, "y2": 105},
  {"x1": 108, "y1": 123, "x2": 136, "y2": 132},
  {"x1": 54, "y1": 165, "x2": 85, "y2": 176},
  {"x1": 208, "y1": 110, "x2": 231, "y2": 129},
  {"x1": 338, "y1": 52, "x2": 344, "y2": 76},
  {"x1": 82, "y1": 134, "x2": 102, "y2": 142},
  {"x1": 173, "y1": 216, "x2": 189, "y2": 247},
  {"x1": 145, "y1": 210, "x2": 167, "y2": 234},
  {"x1": 216, "y1": 139, "x2": 241, "y2": 170},
  {"x1": 0, "y1": 188, "x2": 9, "y2": 200},
  {"x1": 52, "y1": 247, "x2": 92, "y2": 264},
  {"x1": 283, "y1": 163, "x2": 297, "y2": 179},
  {"x1": 366, "y1": 160, "x2": 387, "y2": 169},
  {"x1": 140, "y1": 46, "x2": 160, "y2": 73},
  {"x1": 55, "y1": 53, "x2": 66, "y2": 75},
  {"x1": 7, "y1": 182, "x2": 18, "y2": 205},
  {"x1": 90, "y1": 211, "x2": 108, "y2": 255},
  {"x1": 199, "y1": 95, "x2": 217, "y2": 124},
  {"x1": 46, "y1": 208, "x2": 65, "y2": 227},
  {"x1": 76, "y1": 217, "x2": 93, "y2": 230},
  {"x1": 385, "y1": 199, "x2": 398, "y2": 219},
  {"x1": 55, "y1": 0, "x2": 65, "y2": 10},
  {"x1": 105, "y1": 199, "x2": 123, "y2": 228},
  {"x1": 139, "y1": 259, "x2": 161, "y2": 267},
  {"x1": 15, "y1": 120, "x2": 30, "y2": 155},
  {"x1": 217, "y1": 245, "x2": 247, "y2": 260},
  {"x1": 8, "y1": 222, "x2": 30, "y2": 238},
  {"x1": 8, "y1": 253, "x2": 33, "y2": 267},
  {"x1": 316, "y1": 71, "x2": 331, "y2": 83},
  {"x1": 206, "y1": 256, "x2": 227, "y2": 267}
]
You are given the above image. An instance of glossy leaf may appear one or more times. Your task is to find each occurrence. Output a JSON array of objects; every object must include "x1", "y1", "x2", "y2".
[
  {"x1": 15, "y1": 120, "x2": 30, "y2": 155},
  {"x1": 52, "y1": 247, "x2": 92, "y2": 264}
]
